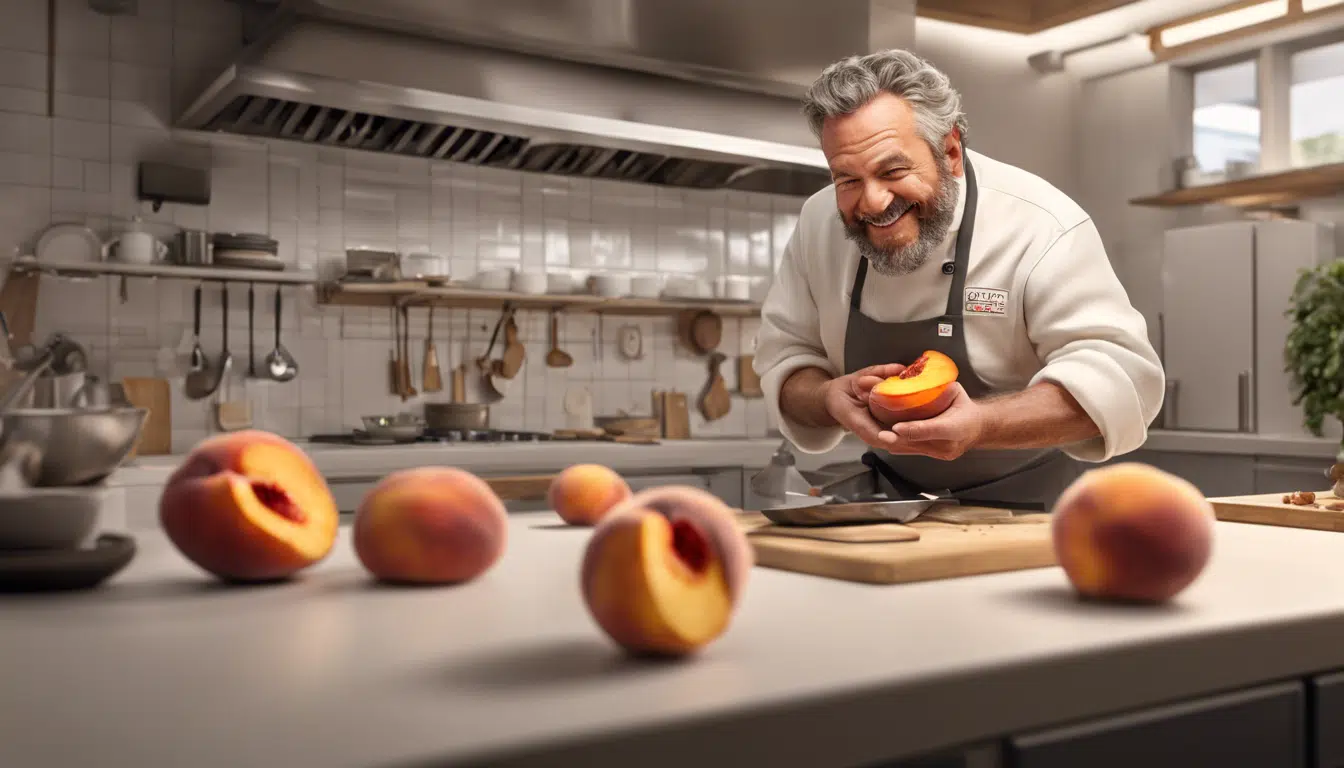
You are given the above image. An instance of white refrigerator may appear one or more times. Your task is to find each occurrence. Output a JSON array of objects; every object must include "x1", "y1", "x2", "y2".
[{"x1": 1160, "y1": 219, "x2": 1336, "y2": 435}]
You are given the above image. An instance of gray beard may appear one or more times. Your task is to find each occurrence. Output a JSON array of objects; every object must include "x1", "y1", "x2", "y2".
[{"x1": 840, "y1": 156, "x2": 960, "y2": 277}]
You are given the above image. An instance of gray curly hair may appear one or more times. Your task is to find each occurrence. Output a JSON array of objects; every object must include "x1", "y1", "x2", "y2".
[{"x1": 802, "y1": 49, "x2": 969, "y2": 153}]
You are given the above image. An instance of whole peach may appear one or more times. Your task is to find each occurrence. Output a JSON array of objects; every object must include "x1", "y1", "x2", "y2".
[
  {"x1": 1051, "y1": 462, "x2": 1215, "y2": 603},
  {"x1": 580, "y1": 485, "x2": 753, "y2": 656},
  {"x1": 353, "y1": 467, "x2": 508, "y2": 584},
  {"x1": 159, "y1": 430, "x2": 339, "y2": 582},
  {"x1": 549, "y1": 464, "x2": 632, "y2": 526}
]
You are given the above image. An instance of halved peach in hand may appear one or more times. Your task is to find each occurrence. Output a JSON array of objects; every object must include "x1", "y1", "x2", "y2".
[
  {"x1": 159, "y1": 430, "x2": 339, "y2": 583},
  {"x1": 580, "y1": 485, "x2": 753, "y2": 657},
  {"x1": 1051, "y1": 462, "x2": 1215, "y2": 604},
  {"x1": 549, "y1": 464, "x2": 632, "y2": 526},
  {"x1": 353, "y1": 467, "x2": 508, "y2": 585},
  {"x1": 868, "y1": 349, "x2": 959, "y2": 426}
]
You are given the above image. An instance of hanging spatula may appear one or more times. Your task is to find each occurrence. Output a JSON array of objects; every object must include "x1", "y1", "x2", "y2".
[{"x1": 423, "y1": 305, "x2": 443, "y2": 392}]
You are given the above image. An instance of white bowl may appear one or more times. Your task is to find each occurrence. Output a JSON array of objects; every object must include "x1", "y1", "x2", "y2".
[
  {"x1": 588, "y1": 273, "x2": 631, "y2": 298},
  {"x1": 664, "y1": 276, "x2": 711, "y2": 299},
  {"x1": 630, "y1": 274, "x2": 663, "y2": 298},
  {"x1": 546, "y1": 272, "x2": 580, "y2": 294},
  {"x1": 716, "y1": 275, "x2": 751, "y2": 301},
  {"x1": 0, "y1": 485, "x2": 107, "y2": 551},
  {"x1": 474, "y1": 267, "x2": 514, "y2": 291},
  {"x1": 512, "y1": 272, "x2": 548, "y2": 295}
]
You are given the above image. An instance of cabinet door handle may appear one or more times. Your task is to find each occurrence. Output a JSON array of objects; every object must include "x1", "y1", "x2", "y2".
[
  {"x1": 1162, "y1": 378, "x2": 1179, "y2": 429},
  {"x1": 1237, "y1": 371, "x2": 1254, "y2": 433},
  {"x1": 1157, "y1": 311, "x2": 1166, "y2": 366}
]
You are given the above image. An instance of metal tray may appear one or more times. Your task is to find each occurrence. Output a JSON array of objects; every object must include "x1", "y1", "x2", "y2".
[{"x1": 759, "y1": 497, "x2": 957, "y2": 527}]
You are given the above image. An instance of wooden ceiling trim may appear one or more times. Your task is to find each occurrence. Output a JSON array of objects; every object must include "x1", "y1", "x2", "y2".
[{"x1": 915, "y1": 0, "x2": 1144, "y2": 34}]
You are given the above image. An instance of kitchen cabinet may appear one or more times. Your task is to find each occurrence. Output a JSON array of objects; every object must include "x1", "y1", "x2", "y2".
[
  {"x1": 1106, "y1": 449, "x2": 1256, "y2": 497},
  {"x1": 1313, "y1": 670, "x2": 1344, "y2": 768},
  {"x1": 1007, "y1": 681, "x2": 1306, "y2": 768},
  {"x1": 1160, "y1": 222, "x2": 1256, "y2": 432},
  {"x1": 1159, "y1": 220, "x2": 1332, "y2": 435},
  {"x1": 1255, "y1": 456, "x2": 1332, "y2": 496}
]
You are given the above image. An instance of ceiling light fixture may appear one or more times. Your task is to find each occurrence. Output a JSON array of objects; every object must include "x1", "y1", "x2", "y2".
[
  {"x1": 1063, "y1": 33, "x2": 1155, "y2": 78},
  {"x1": 1303, "y1": 0, "x2": 1344, "y2": 12},
  {"x1": 1156, "y1": 0, "x2": 1289, "y2": 48}
]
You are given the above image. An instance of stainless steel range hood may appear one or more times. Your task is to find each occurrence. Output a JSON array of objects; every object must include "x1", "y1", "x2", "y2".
[{"x1": 177, "y1": 0, "x2": 871, "y2": 196}]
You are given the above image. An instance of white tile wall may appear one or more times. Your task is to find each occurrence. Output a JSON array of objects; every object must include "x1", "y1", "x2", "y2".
[{"x1": 0, "y1": 0, "x2": 804, "y2": 451}]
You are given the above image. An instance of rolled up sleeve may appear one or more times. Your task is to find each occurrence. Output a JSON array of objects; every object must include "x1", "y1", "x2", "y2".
[
  {"x1": 753, "y1": 226, "x2": 846, "y2": 454},
  {"x1": 1022, "y1": 219, "x2": 1165, "y2": 462}
]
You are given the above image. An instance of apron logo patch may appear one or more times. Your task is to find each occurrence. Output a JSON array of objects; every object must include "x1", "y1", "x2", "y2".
[
  {"x1": 937, "y1": 323, "x2": 953, "y2": 337},
  {"x1": 965, "y1": 287, "x2": 1008, "y2": 315}
]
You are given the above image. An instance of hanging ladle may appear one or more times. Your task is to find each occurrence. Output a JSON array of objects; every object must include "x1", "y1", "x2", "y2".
[{"x1": 265, "y1": 286, "x2": 298, "y2": 382}]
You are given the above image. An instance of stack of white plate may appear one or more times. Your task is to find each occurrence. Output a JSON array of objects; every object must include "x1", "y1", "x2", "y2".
[{"x1": 212, "y1": 233, "x2": 282, "y2": 271}]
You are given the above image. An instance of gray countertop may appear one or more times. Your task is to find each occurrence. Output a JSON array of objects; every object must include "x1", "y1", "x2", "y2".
[
  {"x1": 102, "y1": 430, "x2": 1339, "y2": 489},
  {"x1": 6, "y1": 515, "x2": 1344, "y2": 767},
  {"x1": 104, "y1": 437, "x2": 872, "y2": 487}
]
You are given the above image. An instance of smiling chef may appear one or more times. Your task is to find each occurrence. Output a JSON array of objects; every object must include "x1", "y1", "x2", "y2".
[{"x1": 753, "y1": 49, "x2": 1166, "y2": 511}]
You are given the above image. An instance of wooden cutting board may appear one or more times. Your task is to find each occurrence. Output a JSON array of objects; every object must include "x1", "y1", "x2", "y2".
[
  {"x1": 1209, "y1": 489, "x2": 1344, "y2": 532},
  {"x1": 663, "y1": 391, "x2": 690, "y2": 439},
  {"x1": 120, "y1": 377, "x2": 171, "y2": 456},
  {"x1": 699, "y1": 352, "x2": 731, "y2": 421},
  {"x1": 737, "y1": 507, "x2": 1057, "y2": 585}
]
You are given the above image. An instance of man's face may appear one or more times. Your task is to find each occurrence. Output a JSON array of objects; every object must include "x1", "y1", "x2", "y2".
[{"x1": 820, "y1": 92, "x2": 963, "y2": 276}]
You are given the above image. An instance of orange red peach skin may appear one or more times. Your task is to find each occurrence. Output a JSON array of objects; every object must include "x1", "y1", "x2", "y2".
[
  {"x1": 159, "y1": 430, "x2": 340, "y2": 582},
  {"x1": 549, "y1": 464, "x2": 632, "y2": 526},
  {"x1": 1051, "y1": 462, "x2": 1215, "y2": 603},
  {"x1": 869, "y1": 349, "x2": 959, "y2": 426},
  {"x1": 353, "y1": 467, "x2": 508, "y2": 584},
  {"x1": 581, "y1": 485, "x2": 752, "y2": 656}
]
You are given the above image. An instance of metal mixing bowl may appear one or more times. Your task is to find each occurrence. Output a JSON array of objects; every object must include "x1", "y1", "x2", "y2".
[
  {"x1": 360, "y1": 413, "x2": 425, "y2": 442},
  {"x1": 1, "y1": 407, "x2": 148, "y2": 487}
]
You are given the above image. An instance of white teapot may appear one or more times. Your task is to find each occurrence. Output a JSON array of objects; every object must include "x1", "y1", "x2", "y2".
[{"x1": 103, "y1": 216, "x2": 167, "y2": 264}]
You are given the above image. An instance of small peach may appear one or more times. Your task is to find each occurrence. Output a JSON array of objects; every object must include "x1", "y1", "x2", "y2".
[
  {"x1": 1051, "y1": 462, "x2": 1215, "y2": 603},
  {"x1": 353, "y1": 467, "x2": 508, "y2": 584},
  {"x1": 549, "y1": 464, "x2": 632, "y2": 526},
  {"x1": 580, "y1": 485, "x2": 753, "y2": 656},
  {"x1": 159, "y1": 430, "x2": 339, "y2": 582}
]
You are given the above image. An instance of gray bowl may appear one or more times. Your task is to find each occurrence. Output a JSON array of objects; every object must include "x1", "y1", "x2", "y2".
[
  {"x1": 0, "y1": 485, "x2": 105, "y2": 550},
  {"x1": 1, "y1": 407, "x2": 148, "y2": 487}
]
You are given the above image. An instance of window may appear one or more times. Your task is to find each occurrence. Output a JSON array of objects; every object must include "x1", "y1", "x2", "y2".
[
  {"x1": 1192, "y1": 59, "x2": 1261, "y2": 174},
  {"x1": 1290, "y1": 40, "x2": 1344, "y2": 167}
]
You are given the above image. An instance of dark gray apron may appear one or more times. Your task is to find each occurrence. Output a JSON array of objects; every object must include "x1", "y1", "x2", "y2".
[{"x1": 843, "y1": 156, "x2": 1082, "y2": 511}]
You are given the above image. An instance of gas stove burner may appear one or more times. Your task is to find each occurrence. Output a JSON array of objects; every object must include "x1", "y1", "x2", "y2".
[
  {"x1": 422, "y1": 428, "x2": 554, "y2": 443},
  {"x1": 310, "y1": 428, "x2": 554, "y2": 445}
]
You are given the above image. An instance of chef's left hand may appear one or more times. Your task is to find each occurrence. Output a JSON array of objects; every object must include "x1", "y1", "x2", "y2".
[{"x1": 884, "y1": 383, "x2": 988, "y2": 461}]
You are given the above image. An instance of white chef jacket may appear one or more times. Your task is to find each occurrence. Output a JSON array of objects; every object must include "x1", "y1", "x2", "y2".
[{"x1": 753, "y1": 148, "x2": 1164, "y2": 462}]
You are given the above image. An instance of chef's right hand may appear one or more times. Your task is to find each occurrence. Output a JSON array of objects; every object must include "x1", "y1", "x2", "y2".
[{"x1": 822, "y1": 363, "x2": 907, "y2": 450}]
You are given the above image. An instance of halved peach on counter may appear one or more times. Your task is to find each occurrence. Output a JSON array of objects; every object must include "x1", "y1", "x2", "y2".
[
  {"x1": 353, "y1": 467, "x2": 508, "y2": 585},
  {"x1": 868, "y1": 349, "x2": 959, "y2": 426},
  {"x1": 580, "y1": 485, "x2": 753, "y2": 657},
  {"x1": 549, "y1": 463, "x2": 632, "y2": 526},
  {"x1": 1051, "y1": 462, "x2": 1215, "y2": 604},
  {"x1": 159, "y1": 430, "x2": 339, "y2": 583}
]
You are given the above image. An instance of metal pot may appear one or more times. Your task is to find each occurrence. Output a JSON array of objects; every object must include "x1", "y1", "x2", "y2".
[
  {"x1": 424, "y1": 402, "x2": 489, "y2": 431},
  {"x1": 0, "y1": 406, "x2": 148, "y2": 487},
  {"x1": 174, "y1": 229, "x2": 212, "y2": 265}
]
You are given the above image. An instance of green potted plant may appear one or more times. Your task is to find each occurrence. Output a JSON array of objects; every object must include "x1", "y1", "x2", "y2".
[{"x1": 1285, "y1": 258, "x2": 1344, "y2": 461}]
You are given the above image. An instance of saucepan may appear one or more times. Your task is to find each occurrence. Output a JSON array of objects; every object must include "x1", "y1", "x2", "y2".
[
  {"x1": 360, "y1": 414, "x2": 425, "y2": 442},
  {"x1": 424, "y1": 402, "x2": 489, "y2": 431}
]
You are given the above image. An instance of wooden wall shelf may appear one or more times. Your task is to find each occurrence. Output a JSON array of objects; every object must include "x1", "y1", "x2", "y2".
[
  {"x1": 315, "y1": 281, "x2": 763, "y2": 317},
  {"x1": 1130, "y1": 163, "x2": 1344, "y2": 210},
  {"x1": 6, "y1": 256, "x2": 318, "y2": 284}
]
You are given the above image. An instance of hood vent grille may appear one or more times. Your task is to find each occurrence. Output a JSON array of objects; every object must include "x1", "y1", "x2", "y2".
[{"x1": 208, "y1": 94, "x2": 768, "y2": 190}]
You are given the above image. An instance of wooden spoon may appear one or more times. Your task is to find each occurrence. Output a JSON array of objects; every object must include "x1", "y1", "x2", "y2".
[
  {"x1": 498, "y1": 313, "x2": 525, "y2": 379},
  {"x1": 545, "y1": 310, "x2": 572, "y2": 368}
]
